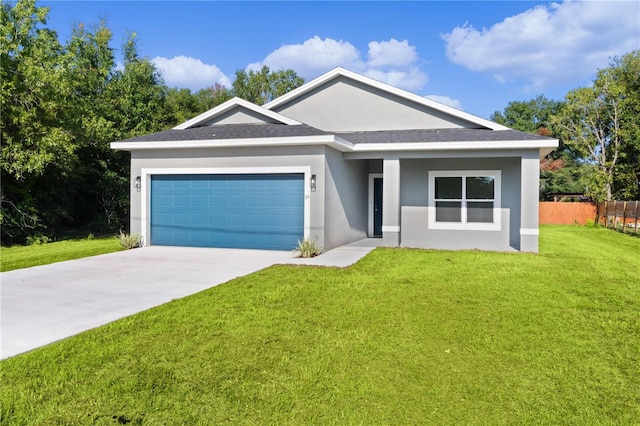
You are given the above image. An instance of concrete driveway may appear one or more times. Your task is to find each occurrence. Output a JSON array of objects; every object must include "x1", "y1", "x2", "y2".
[
  {"x1": 0, "y1": 246, "x2": 297, "y2": 359},
  {"x1": 1, "y1": 241, "x2": 376, "y2": 360}
]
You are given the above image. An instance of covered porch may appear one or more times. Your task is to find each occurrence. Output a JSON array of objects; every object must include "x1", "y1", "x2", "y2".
[{"x1": 347, "y1": 151, "x2": 542, "y2": 252}]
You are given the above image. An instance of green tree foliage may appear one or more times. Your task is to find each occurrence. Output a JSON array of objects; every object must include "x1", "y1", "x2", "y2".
[
  {"x1": 106, "y1": 34, "x2": 174, "y2": 136},
  {"x1": 232, "y1": 66, "x2": 304, "y2": 105},
  {"x1": 490, "y1": 95, "x2": 563, "y2": 135},
  {"x1": 0, "y1": 0, "x2": 306, "y2": 245},
  {"x1": 490, "y1": 96, "x2": 590, "y2": 199},
  {"x1": 167, "y1": 83, "x2": 233, "y2": 124},
  {"x1": 1, "y1": 0, "x2": 74, "y2": 178},
  {"x1": 610, "y1": 52, "x2": 640, "y2": 200},
  {"x1": 198, "y1": 83, "x2": 233, "y2": 111},
  {"x1": 165, "y1": 66, "x2": 303, "y2": 118},
  {"x1": 0, "y1": 0, "x2": 174, "y2": 244},
  {"x1": 553, "y1": 51, "x2": 640, "y2": 201},
  {"x1": 1, "y1": 0, "x2": 72, "y2": 241}
]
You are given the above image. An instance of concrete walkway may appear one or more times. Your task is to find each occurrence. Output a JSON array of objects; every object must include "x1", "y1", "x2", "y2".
[{"x1": 1, "y1": 240, "x2": 377, "y2": 359}]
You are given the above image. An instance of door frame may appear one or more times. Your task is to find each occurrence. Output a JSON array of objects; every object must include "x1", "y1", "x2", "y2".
[
  {"x1": 368, "y1": 173, "x2": 383, "y2": 237},
  {"x1": 141, "y1": 166, "x2": 311, "y2": 247}
]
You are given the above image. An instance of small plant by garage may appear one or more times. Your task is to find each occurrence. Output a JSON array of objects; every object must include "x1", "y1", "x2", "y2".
[
  {"x1": 293, "y1": 238, "x2": 323, "y2": 258},
  {"x1": 118, "y1": 232, "x2": 143, "y2": 249}
]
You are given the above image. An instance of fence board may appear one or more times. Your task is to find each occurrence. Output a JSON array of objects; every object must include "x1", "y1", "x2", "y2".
[
  {"x1": 597, "y1": 200, "x2": 640, "y2": 233},
  {"x1": 539, "y1": 202, "x2": 597, "y2": 225}
]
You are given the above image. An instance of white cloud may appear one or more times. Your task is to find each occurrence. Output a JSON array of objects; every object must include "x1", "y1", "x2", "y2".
[
  {"x1": 364, "y1": 67, "x2": 427, "y2": 92},
  {"x1": 248, "y1": 36, "x2": 428, "y2": 92},
  {"x1": 442, "y1": 0, "x2": 640, "y2": 89},
  {"x1": 246, "y1": 36, "x2": 364, "y2": 76},
  {"x1": 152, "y1": 56, "x2": 231, "y2": 91},
  {"x1": 425, "y1": 95, "x2": 463, "y2": 110},
  {"x1": 367, "y1": 39, "x2": 417, "y2": 67}
]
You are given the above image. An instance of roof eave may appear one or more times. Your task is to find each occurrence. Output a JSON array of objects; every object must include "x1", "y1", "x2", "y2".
[
  {"x1": 111, "y1": 136, "x2": 557, "y2": 158},
  {"x1": 110, "y1": 135, "x2": 353, "y2": 152},
  {"x1": 352, "y1": 139, "x2": 559, "y2": 157}
]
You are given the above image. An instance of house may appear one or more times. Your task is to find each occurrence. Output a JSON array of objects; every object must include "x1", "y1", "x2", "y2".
[{"x1": 111, "y1": 68, "x2": 558, "y2": 253}]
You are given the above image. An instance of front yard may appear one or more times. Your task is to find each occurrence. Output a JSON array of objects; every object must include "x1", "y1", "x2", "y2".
[
  {"x1": 1, "y1": 226, "x2": 638, "y2": 424},
  {"x1": 0, "y1": 237, "x2": 123, "y2": 272}
]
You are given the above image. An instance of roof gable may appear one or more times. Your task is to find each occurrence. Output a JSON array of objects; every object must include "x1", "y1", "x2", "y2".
[
  {"x1": 173, "y1": 97, "x2": 301, "y2": 130},
  {"x1": 265, "y1": 68, "x2": 508, "y2": 132}
]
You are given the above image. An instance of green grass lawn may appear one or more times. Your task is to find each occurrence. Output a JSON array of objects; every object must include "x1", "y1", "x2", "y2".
[
  {"x1": 1, "y1": 226, "x2": 639, "y2": 424},
  {"x1": 0, "y1": 237, "x2": 123, "y2": 272}
]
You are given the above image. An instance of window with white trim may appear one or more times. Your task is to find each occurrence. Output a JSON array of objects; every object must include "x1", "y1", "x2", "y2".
[{"x1": 428, "y1": 170, "x2": 501, "y2": 230}]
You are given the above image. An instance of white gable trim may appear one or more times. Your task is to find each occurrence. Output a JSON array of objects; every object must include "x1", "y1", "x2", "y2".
[
  {"x1": 111, "y1": 135, "x2": 354, "y2": 152},
  {"x1": 263, "y1": 68, "x2": 509, "y2": 131},
  {"x1": 173, "y1": 97, "x2": 301, "y2": 130}
]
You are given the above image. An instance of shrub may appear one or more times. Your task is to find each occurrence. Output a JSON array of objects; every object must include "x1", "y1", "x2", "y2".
[
  {"x1": 26, "y1": 234, "x2": 50, "y2": 245},
  {"x1": 118, "y1": 232, "x2": 143, "y2": 249},
  {"x1": 292, "y1": 238, "x2": 323, "y2": 258}
]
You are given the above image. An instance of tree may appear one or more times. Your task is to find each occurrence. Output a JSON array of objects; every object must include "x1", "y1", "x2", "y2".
[
  {"x1": 167, "y1": 83, "x2": 233, "y2": 124},
  {"x1": 1, "y1": 0, "x2": 74, "y2": 242},
  {"x1": 490, "y1": 95, "x2": 563, "y2": 135},
  {"x1": 490, "y1": 95, "x2": 590, "y2": 199},
  {"x1": 1, "y1": 1, "x2": 175, "y2": 244},
  {"x1": 1, "y1": 0, "x2": 75, "y2": 178},
  {"x1": 196, "y1": 83, "x2": 233, "y2": 111},
  {"x1": 610, "y1": 51, "x2": 640, "y2": 199},
  {"x1": 105, "y1": 34, "x2": 174, "y2": 137},
  {"x1": 553, "y1": 51, "x2": 640, "y2": 201},
  {"x1": 232, "y1": 66, "x2": 303, "y2": 105}
]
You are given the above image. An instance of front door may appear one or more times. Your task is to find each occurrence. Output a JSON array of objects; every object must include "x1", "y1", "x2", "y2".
[
  {"x1": 368, "y1": 173, "x2": 383, "y2": 238},
  {"x1": 373, "y1": 177, "x2": 383, "y2": 237}
]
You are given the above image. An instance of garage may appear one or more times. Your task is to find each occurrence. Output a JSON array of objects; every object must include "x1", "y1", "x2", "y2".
[{"x1": 150, "y1": 173, "x2": 304, "y2": 250}]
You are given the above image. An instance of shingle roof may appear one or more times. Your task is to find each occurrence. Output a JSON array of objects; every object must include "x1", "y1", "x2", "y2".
[
  {"x1": 116, "y1": 123, "x2": 553, "y2": 145},
  {"x1": 336, "y1": 128, "x2": 550, "y2": 144},
  {"x1": 117, "y1": 123, "x2": 328, "y2": 143}
]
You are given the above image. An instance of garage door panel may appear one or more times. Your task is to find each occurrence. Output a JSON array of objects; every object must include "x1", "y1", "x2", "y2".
[
  {"x1": 171, "y1": 213, "x2": 189, "y2": 224},
  {"x1": 190, "y1": 213, "x2": 207, "y2": 226},
  {"x1": 173, "y1": 195, "x2": 189, "y2": 207},
  {"x1": 191, "y1": 195, "x2": 207, "y2": 207},
  {"x1": 154, "y1": 194, "x2": 172, "y2": 208},
  {"x1": 208, "y1": 195, "x2": 225, "y2": 206},
  {"x1": 246, "y1": 198, "x2": 265, "y2": 208},
  {"x1": 151, "y1": 174, "x2": 304, "y2": 250},
  {"x1": 190, "y1": 180, "x2": 208, "y2": 188},
  {"x1": 227, "y1": 195, "x2": 245, "y2": 207},
  {"x1": 284, "y1": 195, "x2": 303, "y2": 208},
  {"x1": 173, "y1": 180, "x2": 190, "y2": 188}
]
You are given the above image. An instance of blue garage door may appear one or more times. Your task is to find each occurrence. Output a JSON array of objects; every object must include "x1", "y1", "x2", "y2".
[{"x1": 151, "y1": 174, "x2": 304, "y2": 250}]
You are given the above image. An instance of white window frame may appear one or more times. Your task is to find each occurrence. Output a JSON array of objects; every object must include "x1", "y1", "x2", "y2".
[{"x1": 427, "y1": 170, "x2": 501, "y2": 231}]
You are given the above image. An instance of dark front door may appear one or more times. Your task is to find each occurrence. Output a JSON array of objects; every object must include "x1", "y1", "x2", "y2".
[{"x1": 373, "y1": 177, "x2": 383, "y2": 237}]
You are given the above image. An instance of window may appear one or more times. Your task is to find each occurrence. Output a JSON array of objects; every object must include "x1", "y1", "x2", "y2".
[{"x1": 428, "y1": 170, "x2": 501, "y2": 230}]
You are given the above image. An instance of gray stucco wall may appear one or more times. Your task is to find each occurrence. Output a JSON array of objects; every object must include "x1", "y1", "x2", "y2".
[
  {"x1": 129, "y1": 146, "x2": 327, "y2": 249},
  {"x1": 126, "y1": 145, "x2": 540, "y2": 252},
  {"x1": 273, "y1": 77, "x2": 477, "y2": 132},
  {"x1": 323, "y1": 148, "x2": 368, "y2": 249},
  {"x1": 399, "y1": 157, "x2": 522, "y2": 251},
  {"x1": 519, "y1": 151, "x2": 541, "y2": 252}
]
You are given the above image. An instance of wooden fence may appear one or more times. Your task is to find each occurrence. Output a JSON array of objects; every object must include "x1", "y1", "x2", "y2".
[
  {"x1": 596, "y1": 200, "x2": 640, "y2": 233},
  {"x1": 539, "y1": 202, "x2": 597, "y2": 225},
  {"x1": 539, "y1": 200, "x2": 640, "y2": 233}
]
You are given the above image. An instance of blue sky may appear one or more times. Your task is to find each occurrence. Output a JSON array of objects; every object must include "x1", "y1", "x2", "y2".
[{"x1": 41, "y1": 1, "x2": 639, "y2": 119}]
